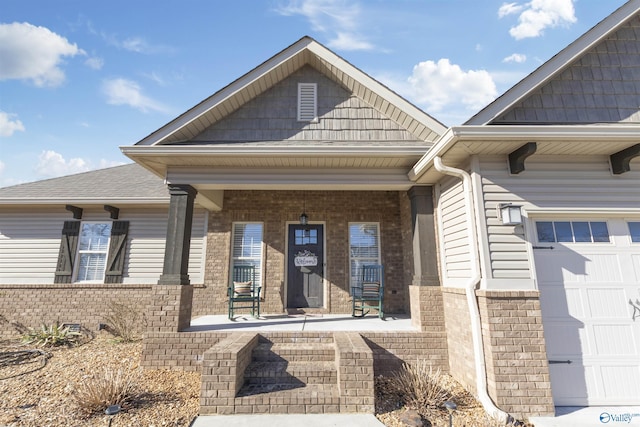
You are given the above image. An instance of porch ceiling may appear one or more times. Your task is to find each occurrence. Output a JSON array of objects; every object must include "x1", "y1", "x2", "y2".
[{"x1": 411, "y1": 125, "x2": 640, "y2": 184}]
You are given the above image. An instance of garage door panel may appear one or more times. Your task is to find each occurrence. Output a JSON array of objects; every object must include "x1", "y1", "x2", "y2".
[
  {"x1": 544, "y1": 321, "x2": 589, "y2": 356},
  {"x1": 586, "y1": 287, "x2": 631, "y2": 318},
  {"x1": 548, "y1": 363, "x2": 589, "y2": 404},
  {"x1": 583, "y1": 254, "x2": 622, "y2": 282},
  {"x1": 632, "y1": 254, "x2": 640, "y2": 282},
  {"x1": 600, "y1": 365, "x2": 640, "y2": 400},
  {"x1": 592, "y1": 324, "x2": 637, "y2": 355},
  {"x1": 539, "y1": 285, "x2": 584, "y2": 318}
]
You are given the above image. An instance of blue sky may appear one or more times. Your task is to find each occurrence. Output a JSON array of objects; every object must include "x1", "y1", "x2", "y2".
[{"x1": 0, "y1": 0, "x2": 628, "y2": 187}]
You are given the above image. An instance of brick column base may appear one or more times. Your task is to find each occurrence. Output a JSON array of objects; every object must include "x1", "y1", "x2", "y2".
[
  {"x1": 147, "y1": 284, "x2": 193, "y2": 332},
  {"x1": 409, "y1": 285, "x2": 446, "y2": 333},
  {"x1": 477, "y1": 290, "x2": 555, "y2": 418}
]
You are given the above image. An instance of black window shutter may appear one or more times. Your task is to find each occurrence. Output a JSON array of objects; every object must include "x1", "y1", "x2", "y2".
[
  {"x1": 54, "y1": 221, "x2": 81, "y2": 283},
  {"x1": 105, "y1": 220, "x2": 129, "y2": 284}
]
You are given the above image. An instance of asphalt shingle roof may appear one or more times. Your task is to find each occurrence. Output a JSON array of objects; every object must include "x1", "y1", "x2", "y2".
[{"x1": 0, "y1": 163, "x2": 168, "y2": 203}]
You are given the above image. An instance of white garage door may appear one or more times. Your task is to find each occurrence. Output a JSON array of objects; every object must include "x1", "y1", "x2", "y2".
[{"x1": 534, "y1": 218, "x2": 640, "y2": 406}]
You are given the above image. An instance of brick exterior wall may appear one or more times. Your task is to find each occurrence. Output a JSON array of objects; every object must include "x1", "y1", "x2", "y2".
[
  {"x1": 0, "y1": 284, "x2": 151, "y2": 339},
  {"x1": 442, "y1": 287, "x2": 554, "y2": 418},
  {"x1": 476, "y1": 290, "x2": 554, "y2": 418},
  {"x1": 192, "y1": 190, "x2": 409, "y2": 316},
  {"x1": 442, "y1": 288, "x2": 476, "y2": 392}
]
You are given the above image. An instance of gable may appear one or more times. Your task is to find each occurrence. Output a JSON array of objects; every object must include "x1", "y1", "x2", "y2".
[
  {"x1": 493, "y1": 13, "x2": 640, "y2": 124},
  {"x1": 190, "y1": 66, "x2": 425, "y2": 145}
]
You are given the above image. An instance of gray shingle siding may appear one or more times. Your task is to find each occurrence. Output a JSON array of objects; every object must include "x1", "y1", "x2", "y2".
[
  {"x1": 191, "y1": 65, "x2": 426, "y2": 144},
  {"x1": 494, "y1": 14, "x2": 640, "y2": 124}
]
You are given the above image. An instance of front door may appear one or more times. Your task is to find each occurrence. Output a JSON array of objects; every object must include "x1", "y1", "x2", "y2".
[{"x1": 287, "y1": 224, "x2": 324, "y2": 308}]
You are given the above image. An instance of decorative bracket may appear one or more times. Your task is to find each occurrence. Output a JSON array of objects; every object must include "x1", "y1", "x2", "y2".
[
  {"x1": 65, "y1": 204, "x2": 83, "y2": 219},
  {"x1": 104, "y1": 205, "x2": 120, "y2": 219},
  {"x1": 610, "y1": 143, "x2": 640, "y2": 175},
  {"x1": 508, "y1": 142, "x2": 537, "y2": 174}
]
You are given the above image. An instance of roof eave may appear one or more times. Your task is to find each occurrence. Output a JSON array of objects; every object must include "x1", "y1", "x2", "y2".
[{"x1": 409, "y1": 124, "x2": 640, "y2": 181}]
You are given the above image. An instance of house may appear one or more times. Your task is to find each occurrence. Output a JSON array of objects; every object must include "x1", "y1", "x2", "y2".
[{"x1": 0, "y1": 0, "x2": 638, "y2": 419}]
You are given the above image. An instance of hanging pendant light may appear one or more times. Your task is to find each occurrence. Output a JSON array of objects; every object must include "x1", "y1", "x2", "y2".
[{"x1": 300, "y1": 192, "x2": 308, "y2": 225}]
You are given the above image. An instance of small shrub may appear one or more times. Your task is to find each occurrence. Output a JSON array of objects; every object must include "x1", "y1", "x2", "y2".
[
  {"x1": 391, "y1": 359, "x2": 453, "y2": 413},
  {"x1": 102, "y1": 299, "x2": 144, "y2": 342},
  {"x1": 22, "y1": 322, "x2": 81, "y2": 347},
  {"x1": 73, "y1": 366, "x2": 139, "y2": 415}
]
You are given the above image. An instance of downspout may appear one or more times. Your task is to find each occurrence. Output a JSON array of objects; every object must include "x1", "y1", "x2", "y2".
[{"x1": 433, "y1": 156, "x2": 509, "y2": 423}]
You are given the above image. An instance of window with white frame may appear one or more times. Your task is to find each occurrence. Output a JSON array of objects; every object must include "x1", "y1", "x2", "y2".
[
  {"x1": 231, "y1": 222, "x2": 263, "y2": 289},
  {"x1": 349, "y1": 223, "x2": 381, "y2": 291},
  {"x1": 535, "y1": 221, "x2": 610, "y2": 243},
  {"x1": 75, "y1": 222, "x2": 112, "y2": 282},
  {"x1": 628, "y1": 222, "x2": 640, "y2": 243}
]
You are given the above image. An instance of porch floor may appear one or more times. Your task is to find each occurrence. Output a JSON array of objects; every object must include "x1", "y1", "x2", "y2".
[{"x1": 186, "y1": 313, "x2": 415, "y2": 332}]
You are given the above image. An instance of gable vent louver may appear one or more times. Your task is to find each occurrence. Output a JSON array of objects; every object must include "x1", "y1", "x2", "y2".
[{"x1": 297, "y1": 83, "x2": 318, "y2": 122}]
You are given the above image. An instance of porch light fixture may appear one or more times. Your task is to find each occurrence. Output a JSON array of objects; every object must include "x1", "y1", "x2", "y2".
[
  {"x1": 498, "y1": 203, "x2": 523, "y2": 226},
  {"x1": 300, "y1": 192, "x2": 308, "y2": 225},
  {"x1": 299, "y1": 212, "x2": 308, "y2": 225}
]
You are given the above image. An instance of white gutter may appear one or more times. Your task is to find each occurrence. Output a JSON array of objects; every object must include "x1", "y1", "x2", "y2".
[
  {"x1": 433, "y1": 156, "x2": 509, "y2": 423},
  {"x1": 121, "y1": 144, "x2": 429, "y2": 157}
]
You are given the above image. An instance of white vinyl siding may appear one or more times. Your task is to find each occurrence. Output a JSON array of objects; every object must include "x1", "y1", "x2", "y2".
[
  {"x1": 231, "y1": 223, "x2": 263, "y2": 289},
  {"x1": 297, "y1": 83, "x2": 317, "y2": 122},
  {"x1": 437, "y1": 176, "x2": 472, "y2": 284},
  {"x1": 478, "y1": 155, "x2": 640, "y2": 281},
  {"x1": 0, "y1": 211, "x2": 68, "y2": 283},
  {"x1": 0, "y1": 208, "x2": 207, "y2": 285},
  {"x1": 348, "y1": 223, "x2": 381, "y2": 290}
]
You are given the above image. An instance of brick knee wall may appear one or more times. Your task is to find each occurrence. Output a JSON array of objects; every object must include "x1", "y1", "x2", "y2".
[
  {"x1": 0, "y1": 284, "x2": 151, "y2": 339},
  {"x1": 476, "y1": 290, "x2": 554, "y2": 418}
]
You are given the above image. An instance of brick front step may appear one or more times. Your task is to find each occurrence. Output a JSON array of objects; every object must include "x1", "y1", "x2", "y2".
[
  {"x1": 233, "y1": 384, "x2": 340, "y2": 414},
  {"x1": 244, "y1": 361, "x2": 337, "y2": 384},
  {"x1": 252, "y1": 342, "x2": 335, "y2": 362},
  {"x1": 199, "y1": 332, "x2": 375, "y2": 415},
  {"x1": 259, "y1": 333, "x2": 334, "y2": 344}
]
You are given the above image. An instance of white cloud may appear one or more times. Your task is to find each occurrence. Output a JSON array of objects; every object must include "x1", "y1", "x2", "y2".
[
  {"x1": 36, "y1": 150, "x2": 91, "y2": 178},
  {"x1": 276, "y1": 0, "x2": 375, "y2": 51},
  {"x1": 503, "y1": 53, "x2": 527, "y2": 63},
  {"x1": 500, "y1": 0, "x2": 577, "y2": 40},
  {"x1": 102, "y1": 78, "x2": 169, "y2": 113},
  {"x1": 0, "y1": 111, "x2": 25, "y2": 137},
  {"x1": 84, "y1": 56, "x2": 104, "y2": 70},
  {"x1": 0, "y1": 22, "x2": 84, "y2": 87},
  {"x1": 35, "y1": 150, "x2": 125, "y2": 178},
  {"x1": 498, "y1": 2, "x2": 524, "y2": 18},
  {"x1": 327, "y1": 32, "x2": 374, "y2": 51},
  {"x1": 406, "y1": 59, "x2": 498, "y2": 113},
  {"x1": 0, "y1": 160, "x2": 5, "y2": 175}
]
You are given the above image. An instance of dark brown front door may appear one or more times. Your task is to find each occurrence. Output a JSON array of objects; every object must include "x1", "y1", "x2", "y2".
[{"x1": 287, "y1": 224, "x2": 324, "y2": 308}]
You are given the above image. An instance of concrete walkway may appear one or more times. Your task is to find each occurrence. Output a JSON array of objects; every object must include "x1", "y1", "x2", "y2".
[
  {"x1": 191, "y1": 414, "x2": 386, "y2": 426},
  {"x1": 530, "y1": 406, "x2": 640, "y2": 426}
]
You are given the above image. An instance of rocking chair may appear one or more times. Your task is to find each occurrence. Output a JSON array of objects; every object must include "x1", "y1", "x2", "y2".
[
  {"x1": 351, "y1": 264, "x2": 384, "y2": 319},
  {"x1": 228, "y1": 264, "x2": 261, "y2": 319}
]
